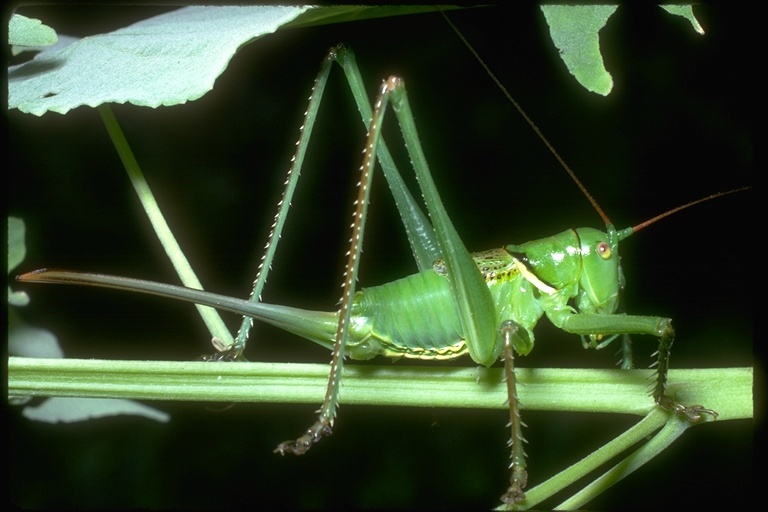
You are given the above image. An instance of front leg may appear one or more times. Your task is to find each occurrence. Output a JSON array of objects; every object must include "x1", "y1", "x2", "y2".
[{"x1": 560, "y1": 313, "x2": 718, "y2": 422}]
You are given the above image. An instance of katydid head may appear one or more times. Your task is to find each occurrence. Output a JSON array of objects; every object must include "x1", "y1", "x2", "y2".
[
  {"x1": 574, "y1": 187, "x2": 749, "y2": 318},
  {"x1": 572, "y1": 226, "x2": 626, "y2": 318},
  {"x1": 512, "y1": 187, "x2": 749, "y2": 333},
  {"x1": 506, "y1": 225, "x2": 627, "y2": 321}
]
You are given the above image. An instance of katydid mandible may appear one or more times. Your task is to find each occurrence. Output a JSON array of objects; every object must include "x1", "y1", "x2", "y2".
[{"x1": 18, "y1": 42, "x2": 739, "y2": 505}]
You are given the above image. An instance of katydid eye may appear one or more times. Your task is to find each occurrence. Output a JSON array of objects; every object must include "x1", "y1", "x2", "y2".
[{"x1": 597, "y1": 242, "x2": 612, "y2": 259}]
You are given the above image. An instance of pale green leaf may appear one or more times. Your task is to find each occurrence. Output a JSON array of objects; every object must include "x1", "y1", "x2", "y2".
[
  {"x1": 8, "y1": 313, "x2": 171, "y2": 424},
  {"x1": 8, "y1": 216, "x2": 26, "y2": 274},
  {"x1": 22, "y1": 397, "x2": 170, "y2": 423},
  {"x1": 8, "y1": 6, "x2": 313, "y2": 116},
  {"x1": 8, "y1": 217, "x2": 29, "y2": 306},
  {"x1": 8, "y1": 6, "x2": 448, "y2": 116},
  {"x1": 8, "y1": 13, "x2": 58, "y2": 48},
  {"x1": 541, "y1": 5, "x2": 618, "y2": 96},
  {"x1": 8, "y1": 315, "x2": 63, "y2": 358},
  {"x1": 661, "y1": 5, "x2": 705, "y2": 35}
]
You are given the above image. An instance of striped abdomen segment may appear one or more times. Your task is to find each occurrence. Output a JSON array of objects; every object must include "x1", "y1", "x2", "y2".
[{"x1": 350, "y1": 269, "x2": 467, "y2": 360}]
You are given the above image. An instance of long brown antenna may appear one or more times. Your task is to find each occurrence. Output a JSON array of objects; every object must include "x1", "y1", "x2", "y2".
[
  {"x1": 440, "y1": 11, "x2": 612, "y2": 227},
  {"x1": 630, "y1": 187, "x2": 751, "y2": 234}
]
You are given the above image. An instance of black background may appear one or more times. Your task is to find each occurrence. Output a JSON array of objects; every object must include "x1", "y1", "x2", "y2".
[{"x1": 9, "y1": 5, "x2": 753, "y2": 509}]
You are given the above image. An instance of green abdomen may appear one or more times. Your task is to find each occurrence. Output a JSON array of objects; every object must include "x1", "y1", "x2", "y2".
[{"x1": 350, "y1": 270, "x2": 468, "y2": 360}]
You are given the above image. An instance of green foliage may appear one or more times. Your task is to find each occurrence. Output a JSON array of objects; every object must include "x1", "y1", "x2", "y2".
[{"x1": 8, "y1": 13, "x2": 58, "y2": 49}]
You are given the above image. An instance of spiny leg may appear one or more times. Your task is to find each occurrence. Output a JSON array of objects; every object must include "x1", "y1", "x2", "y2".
[
  {"x1": 228, "y1": 45, "x2": 441, "y2": 360},
  {"x1": 333, "y1": 47, "x2": 442, "y2": 270},
  {"x1": 499, "y1": 321, "x2": 528, "y2": 505},
  {"x1": 615, "y1": 302, "x2": 634, "y2": 370},
  {"x1": 227, "y1": 48, "x2": 338, "y2": 359},
  {"x1": 275, "y1": 51, "x2": 498, "y2": 455},
  {"x1": 274, "y1": 56, "x2": 389, "y2": 456},
  {"x1": 561, "y1": 313, "x2": 717, "y2": 421},
  {"x1": 650, "y1": 320, "x2": 717, "y2": 422},
  {"x1": 619, "y1": 334, "x2": 633, "y2": 370}
]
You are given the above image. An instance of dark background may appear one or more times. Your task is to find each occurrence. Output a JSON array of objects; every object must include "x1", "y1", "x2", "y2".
[{"x1": 9, "y1": 5, "x2": 753, "y2": 509}]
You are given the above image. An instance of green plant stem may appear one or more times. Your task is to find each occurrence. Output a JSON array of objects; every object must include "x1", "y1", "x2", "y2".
[
  {"x1": 8, "y1": 357, "x2": 751, "y2": 418},
  {"x1": 9, "y1": 357, "x2": 751, "y2": 509},
  {"x1": 552, "y1": 410, "x2": 692, "y2": 510},
  {"x1": 97, "y1": 105, "x2": 232, "y2": 346}
]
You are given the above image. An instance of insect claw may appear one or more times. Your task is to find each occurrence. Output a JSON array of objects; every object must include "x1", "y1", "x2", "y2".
[
  {"x1": 274, "y1": 418, "x2": 334, "y2": 456},
  {"x1": 678, "y1": 404, "x2": 718, "y2": 422},
  {"x1": 501, "y1": 479, "x2": 527, "y2": 505},
  {"x1": 688, "y1": 405, "x2": 719, "y2": 421},
  {"x1": 273, "y1": 438, "x2": 310, "y2": 456},
  {"x1": 197, "y1": 346, "x2": 243, "y2": 362},
  {"x1": 656, "y1": 395, "x2": 718, "y2": 422}
]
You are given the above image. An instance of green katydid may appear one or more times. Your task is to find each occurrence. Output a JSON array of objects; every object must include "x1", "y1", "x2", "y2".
[
  {"x1": 10, "y1": 6, "x2": 756, "y2": 510},
  {"x1": 16, "y1": 35, "x2": 747, "y2": 505}
]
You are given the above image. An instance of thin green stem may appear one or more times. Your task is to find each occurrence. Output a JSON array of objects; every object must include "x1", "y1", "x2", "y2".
[
  {"x1": 553, "y1": 410, "x2": 692, "y2": 510},
  {"x1": 97, "y1": 105, "x2": 232, "y2": 346}
]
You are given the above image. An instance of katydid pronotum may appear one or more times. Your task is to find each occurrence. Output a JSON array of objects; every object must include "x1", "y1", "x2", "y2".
[{"x1": 12, "y1": 8, "x2": 751, "y2": 510}]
